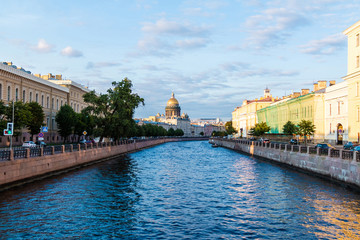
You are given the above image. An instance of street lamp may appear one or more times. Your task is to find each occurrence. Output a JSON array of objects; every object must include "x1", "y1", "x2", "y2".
[{"x1": 5, "y1": 100, "x2": 15, "y2": 150}]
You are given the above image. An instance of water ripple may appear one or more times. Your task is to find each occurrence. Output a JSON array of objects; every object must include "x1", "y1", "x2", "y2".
[{"x1": 0, "y1": 141, "x2": 360, "y2": 239}]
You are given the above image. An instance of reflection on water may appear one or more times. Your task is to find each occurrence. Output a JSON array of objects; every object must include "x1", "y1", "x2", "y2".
[{"x1": 0, "y1": 141, "x2": 359, "y2": 239}]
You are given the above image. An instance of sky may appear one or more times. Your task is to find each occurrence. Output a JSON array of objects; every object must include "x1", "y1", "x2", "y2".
[{"x1": 1, "y1": 0, "x2": 360, "y2": 121}]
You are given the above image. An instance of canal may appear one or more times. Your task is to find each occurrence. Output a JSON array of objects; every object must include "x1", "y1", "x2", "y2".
[{"x1": 0, "y1": 141, "x2": 360, "y2": 239}]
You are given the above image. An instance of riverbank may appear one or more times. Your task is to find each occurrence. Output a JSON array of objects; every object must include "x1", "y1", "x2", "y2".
[
  {"x1": 213, "y1": 138, "x2": 360, "y2": 190},
  {"x1": 0, "y1": 137, "x2": 208, "y2": 191}
]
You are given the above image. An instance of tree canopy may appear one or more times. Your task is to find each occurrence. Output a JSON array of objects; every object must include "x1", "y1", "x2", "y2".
[
  {"x1": 297, "y1": 120, "x2": 316, "y2": 145},
  {"x1": 55, "y1": 105, "x2": 77, "y2": 142},
  {"x1": 282, "y1": 121, "x2": 298, "y2": 135},
  {"x1": 225, "y1": 121, "x2": 237, "y2": 135},
  {"x1": 249, "y1": 122, "x2": 271, "y2": 136}
]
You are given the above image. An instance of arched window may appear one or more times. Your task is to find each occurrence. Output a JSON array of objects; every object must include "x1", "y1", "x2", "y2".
[
  {"x1": 41, "y1": 95, "x2": 44, "y2": 107},
  {"x1": 47, "y1": 96, "x2": 49, "y2": 108},
  {"x1": 56, "y1": 99, "x2": 59, "y2": 110},
  {"x1": 15, "y1": 88, "x2": 18, "y2": 101},
  {"x1": 29, "y1": 92, "x2": 32, "y2": 102},
  {"x1": 36, "y1": 93, "x2": 38, "y2": 103},
  {"x1": 22, "y1": 90, "x2": 26, "y2": 103},
  {"x1": 61, "y1": 100, "x2": 63, "y2": 106}
]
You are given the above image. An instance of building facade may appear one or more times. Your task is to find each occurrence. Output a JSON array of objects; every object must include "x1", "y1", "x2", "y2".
[
  {"x1": 256, "y1": 81, "x2": 328, "y2": 142},
  {"x1": 232, "y1": 88, "x2": 277, "y2": 138},
  {"x1": 343, "y1": 20, "x2": 360, "y2": 142},
  {"x1": 324, "y1": 80, "x2": 348, "y2": 144},
  {"x1": 0, "y1": 62, "x2": 91, "y2": 146}
]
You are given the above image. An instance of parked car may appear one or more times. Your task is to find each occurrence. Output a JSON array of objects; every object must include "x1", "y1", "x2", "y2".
[
  {"x1": 249, "y1": 137, "x2": 256, "y2": 141},
  {"x1": 352, "y1": 146, "x2": 360, "y2": 152},
  {"x1": 35, "y1": 141, "x2": 47, "y2": 147},
  {"x1": 289, "y1": 139, "x2": 298, "y2": 145},
  {"x1": 22, "y1": 141, "x2": 36, "y2": 148},
  {"x1": 259, "y1": 138, "x2": 270, "y2": 143},
  {"x1": 315, "y1": 143, "x2": 336, "y2": 150},
  {"x1": 79, "y1": 139, "x2": 87, "y2": 144},
  {"x1": 344, "y1": 142, "x2": 357, "y2": 150}
]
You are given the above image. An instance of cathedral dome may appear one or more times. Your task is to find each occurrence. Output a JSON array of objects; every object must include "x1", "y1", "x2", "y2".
[{"x1": 166, "y1": 92, "x2": 179, "y2": 106}]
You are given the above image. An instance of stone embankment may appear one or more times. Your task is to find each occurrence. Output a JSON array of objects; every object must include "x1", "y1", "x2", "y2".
[
  {"x1": 213, "y1": 138, "x2": 360, "y2": 189},
  {"x1": 0, "y1": 137, "x2": 208, "y2": 190}
]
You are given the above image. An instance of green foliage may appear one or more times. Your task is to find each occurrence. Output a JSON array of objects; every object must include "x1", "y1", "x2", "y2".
[
  {"x1": 200, "y1": 131, "x2": 204, "y2": 136},
  {"x1": 26, "y1": 102, "x2": 45, "y2": 137},
  {"x1": 212, "y1": 131, "x2": 227, "y2": 137},
  {"x1": 167, "y1": 128, "x2": 175, "y2": 136},
  {"x1": 297, "y1": 119, "x2": 316, "y2": 145},
  {"x1": 83, "y1": 78, "x2": 144, "y2": 141},
  {"x1": 55, "y1": 105, "x2": 77, "y2": 141},
  {"x1": 225, "y1": 121, "x2": 237, "y2": 135},
  {"x1": 174, "y1": 128, "x2": 184, "y2": 136},
  {"x1": 249, "y1": 122, "x2": 271, "y2": 136},
  {"x1": 282, "y1": 121, "x2": 298, "y2": 135}
]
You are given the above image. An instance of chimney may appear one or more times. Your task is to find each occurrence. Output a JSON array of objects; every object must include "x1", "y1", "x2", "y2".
[
  {"x1": 301, "y1": 89, "x2": 310, "y2": 95},
  {"x1": 313, "y1": 83, "x2": 319, "y2": 92},
  {"x1": 34, "y1": 73, "x2": 41, "y2": 78},
  {"x1": 329, "y1": 80, "x2": 336, "y2": 86},
  {"x1": 318, "y1": 80, "x2": 327, "y2": 90},
  {"x1": 293, "y1": 92, "x2": 301, "y2": 98}
]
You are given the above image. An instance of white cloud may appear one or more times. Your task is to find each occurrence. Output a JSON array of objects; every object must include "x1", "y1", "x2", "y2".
[
  {"x1": 32, "y1": 39, "x2": 54, "y2": 53},
  {"x1": 176, "y1": 38, "x2": 209, "y2": 49},
  {"x1": 87, "y1": 61, "x2": 121, "y2": 69},
  {"x1": 61, "y1": 46, "x2": 83, "y2": 57},
  {"x1": 244, "y1": 8, "x2": 309, "y2": 49},
  {"x1": 142, "y1": 19, "x2": 210, "y2": 36},
  {"x1": 299, "y1": 33, "x2": 346, "y2": 55}
]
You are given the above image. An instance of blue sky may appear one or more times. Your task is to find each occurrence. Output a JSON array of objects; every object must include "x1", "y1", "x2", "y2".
[{"x1": 1, "y1": 0, "x2": 359, "y2": 121}]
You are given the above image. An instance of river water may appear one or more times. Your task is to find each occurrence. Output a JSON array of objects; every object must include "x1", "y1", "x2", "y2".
[{"x1": 1, "y1": 141, "x2": 360, "y2": 239}]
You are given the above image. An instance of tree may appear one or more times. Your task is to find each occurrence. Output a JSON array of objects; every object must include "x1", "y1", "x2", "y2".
[
  {"x1": 200, "y1": 131, "x2": 204, "y2": 136},
  {"x1": 249, "y1": 122, "x2": 271, "y2": 137},
  {"x1": 55, "y1": 105, "x2": 76, "y2": 142},
  {"x1": 167, "y1": 128, "x2": 175, "y2": 136},
  {"x1": 83, "y1": 78, "x2": 144, "y2": 142},
  {"x1": 26, "y1": 102, "x2": 45, "y2": 138},
  {"x1": 5, "y1": 101, "x2": 32, "y2": 134},
  {"x1": 282, "y1": 121, "x2": 298, "y2": 135},
  {"x1": 174, "y1": 128, "x2": 184, "y2": 136},
  {"x1": 225, "y1": 121, "x2": 237, "y2": 135},
  {"x1": 297, "y1": 120, "x2": 316, "y2": 145}
]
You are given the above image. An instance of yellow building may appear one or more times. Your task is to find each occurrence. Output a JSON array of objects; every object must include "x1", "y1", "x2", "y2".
[
  {"x1": 232, "y1": 88, "x2": 277, "y2": 137},
  {"x1": 256, "y1": 82, "x2": 327, "y2": 142},
  {"x1": 343, "y1": 20, "x2": 360, "y2": 142}
]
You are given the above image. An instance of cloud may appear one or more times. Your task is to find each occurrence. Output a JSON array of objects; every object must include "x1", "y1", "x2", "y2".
[
  {"x1": 61, "y1": 46, "x2": 83, "y2": 57},
  {"x1": 244, "y1": 8, "x2": 309, "y2": 49},
  {"x1": 176, "y1": 38, "x2": 209, "y2": 49},
  {"x1": 87, "y1": 61, "x2": 121, "y2": 69},
  {"x1": 142, "y1": 19, "x2": 210, "y2": 36},
  {"x1": 299, "y1": 33, "x2": 346, "y2": 55},
  {"x1": 32, "y1": 39, "x2": 54, "y2": 53},
  {"x1": 134, "y1": 18, "x2": 212, "y2": 56}
]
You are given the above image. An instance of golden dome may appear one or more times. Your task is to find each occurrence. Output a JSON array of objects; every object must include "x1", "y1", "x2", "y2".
[{"x1": 166, "y1": 92, "x2": 179, "y2": 106}]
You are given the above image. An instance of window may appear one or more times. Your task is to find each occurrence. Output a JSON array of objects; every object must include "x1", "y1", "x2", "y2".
[
  {"x1": 22, "y1": 90, "x2": 25, "y2": 103},
  {"x1": 52, "y1": 118, "x2": 55, "y2": 130},
  {"x1": 46, "y1": 117, "x2": 49, "y2": 127},
  {"x1": 47, "y1": 96, "x2": 49, "y2": 108},
  {"x1": 61, "y1": 100, "x2": 63, "y2": 106},
  {"x1": 357, "y1": 56, "x2": 360, "y2": 68},
  {"x1": 41, "y1": 95, "x2": 44, "y2": 107},
  {"x1": 0, "y1": 84, "x2": 2, "y2": 100},
  {"x1": 36, "y1": 93, "x2": 38, "y2": 103},
  {"x1": 357, "y1": 34, "x2": 359, "y2": 47},
  {"x1": 56, "y1": 99, "x2": 59, "y2": 110},
  {"x1": 77, "y1": 104, "x2": 79, "y2": 112},
  {"x1": 329, "y1": 104, "x2": 331, "y2": 116},
  {"x1": 7, "y1": 86, "x2": 10, "y2": 101},
  {"x1": 15, "y1": 88, "x2": 18, "y2": 101},
  {"x1": 51, "y1": 98, "x2": 54, "y2": 109},
  {"x1": 338, "y1": 102, "x2": 341, "y2": 115},
  {"x1": 29, "y1": 92, "x2": 32, "y2": 102}
]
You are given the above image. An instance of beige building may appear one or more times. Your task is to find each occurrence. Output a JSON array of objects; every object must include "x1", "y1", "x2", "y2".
[
  {"x1": 343, "y1": 20, "x2": 360, "y2": 142},
  {"x1": 232, "y1": 88, "x2": 277, "y2": 138},
  {"x1": 0, "y1": 62, "x2": 91, "y2": 145},
  {"x1": 324, "y1": 80, "x2": 348, "y2": 144}
]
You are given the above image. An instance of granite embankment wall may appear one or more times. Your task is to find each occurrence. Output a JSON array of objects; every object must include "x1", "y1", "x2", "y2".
[
  {"x1": 214, "y1": 139, "x2": 360, "y2": 189},
  {"x1": 0, "y1": 138, "x2": 205, "y2": 189}
]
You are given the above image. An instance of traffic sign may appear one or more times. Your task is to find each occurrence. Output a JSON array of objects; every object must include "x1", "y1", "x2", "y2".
[
  {"x1": 38, "y1": 137, "x2": 44, "y2": 141},
  {"x1": 42, "y1": 127, "x2": 48, "y2": 132},
  {"x1": 39, "y1": 132, "x2": 44, "y2": 138}
]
